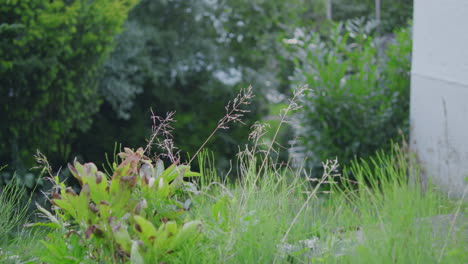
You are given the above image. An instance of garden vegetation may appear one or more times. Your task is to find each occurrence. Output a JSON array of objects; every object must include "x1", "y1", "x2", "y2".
[{"x1": 2, "y1": 0, "x2": 467, "y2": 263}]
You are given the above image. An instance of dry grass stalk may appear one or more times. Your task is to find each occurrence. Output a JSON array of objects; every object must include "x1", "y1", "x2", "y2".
[
  {"x1": 253, "y1": 85, "x2": 309, "y2": 186},
  {"x1": 189, "y1": 86, "x2": 254, "y2": 164},
  {"x1": 273, "y1": 159, "x2": 340, "y2": 264}
]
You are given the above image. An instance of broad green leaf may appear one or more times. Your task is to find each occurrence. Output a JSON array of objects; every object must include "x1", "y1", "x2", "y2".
[
  {"x1": 112, "y1": 221, "x2": 132, "y2": 252},
  {"x1": 159, "y1": 163, "x2": 178, "y2": 182},
  {"x1": 169, "y1": 220, "x2": 201, "y2": 249},
  {"x1": 134, "y1": 215, "x2": 157, "y2": 246},
  {"x1": 184, "y1": 171, "x2": 202, "y2": 177}
]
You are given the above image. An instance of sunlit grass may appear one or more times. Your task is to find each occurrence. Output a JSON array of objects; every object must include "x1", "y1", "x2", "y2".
[
  {"x1": 0, "y1": 174, "x2": 30, "y2": 243},
  {"x1": 2, "y1": 147, "x2": 466, "y2": 263},
  {"x1": 176, "y1": 147, "x2": 468, "y2": 263},
  {"x1": 0, "y1": 172, "x2": 45, "y2": 263}
]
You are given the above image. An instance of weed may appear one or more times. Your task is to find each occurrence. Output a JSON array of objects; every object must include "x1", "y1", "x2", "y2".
[{"x1": 33, "y1": 147, "x2": 203, "y2": 263}]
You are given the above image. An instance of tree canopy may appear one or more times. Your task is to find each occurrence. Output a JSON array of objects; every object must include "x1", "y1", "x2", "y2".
[{"x1": 0, "y1": 0, "x2": 138, "y2": 169}]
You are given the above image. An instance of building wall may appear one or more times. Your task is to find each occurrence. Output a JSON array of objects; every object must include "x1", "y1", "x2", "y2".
[{"x1": 410, "y1": 0, "x2": 468, "y2": 195}]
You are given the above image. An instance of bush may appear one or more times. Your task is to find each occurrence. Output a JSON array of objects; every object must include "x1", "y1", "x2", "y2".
[
  {"x1": 35, "y1": 147, "x2": 202, "y2": 263},
  {"x1": 289, "y1": 19, "x2": 412, "y2": 177},
  {"x1": 0, "y1": 0, "x2": 139, "y2": 170}
]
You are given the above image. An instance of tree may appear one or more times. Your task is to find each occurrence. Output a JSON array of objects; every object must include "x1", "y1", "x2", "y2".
[
  {"x1": 0, "y1": 0, "x2": 139, "y2": 170},
  {"x1": 76, "y1": 0, "x2": 318, "y2": 170}
]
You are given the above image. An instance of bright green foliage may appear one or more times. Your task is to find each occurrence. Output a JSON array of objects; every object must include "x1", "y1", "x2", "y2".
[
  {"x1": 2, "y1": 145, "x2": 467, "y2": 263},
  {"x1": 383, "y1": 26, "x2": 412, "y2": 134},
  {"x1": 36, "y1": 147, "x2": 202, "y2": 263},
  {"x1": 211, "y1": 195, "x2": 233, "y2": 232},
  {"x1": 290, "y1": 20, "x2": 412, "y2": 177},
  {"x1": 184, "y1": 146, "x2": 467, "y2": 263},
  {"x1": 0, "y1": 0, "x2": 138, "y2": 169},
  {"x1": 0, "y1": 175, "x2": 30, "y2": 244}
]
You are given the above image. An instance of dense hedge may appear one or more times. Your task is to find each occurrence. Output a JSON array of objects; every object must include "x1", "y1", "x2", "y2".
[{"x1": 0, "y1": 0, "x2": 139, "y2": 172}]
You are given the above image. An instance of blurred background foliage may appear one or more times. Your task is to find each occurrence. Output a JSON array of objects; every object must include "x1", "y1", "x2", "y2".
[
  {"x1": 1, "y1": 0, "x2": 413, "y2": 187},
  {"x1": 289, "y1": 19, "x2": 411, "y2": 177}
]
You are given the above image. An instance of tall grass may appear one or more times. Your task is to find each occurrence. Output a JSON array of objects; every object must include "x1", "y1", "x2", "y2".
[
  {"x1": 168, "y1": 146, "x2": 467, "y2": 263},
  {"x1": 0, "y1": 173, "x2": 44, "y2": 263},
  {"x1": 6, "y1": 146, "x2": 466, "y2": 263},
  {"x1": 0, "y1": 175, "x2": 30, "y2": 243}
]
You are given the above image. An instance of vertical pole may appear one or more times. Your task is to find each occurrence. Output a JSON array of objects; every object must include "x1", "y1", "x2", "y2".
[
  {"x1": 375, "y1": 0, "x2": 381, "y2": 24},
  {"x1": 375, "y1": 0, "x2": 381, "y2": 35},
  {"x1": 326, "y1": 0, "x2": 332, "y2": 20}
]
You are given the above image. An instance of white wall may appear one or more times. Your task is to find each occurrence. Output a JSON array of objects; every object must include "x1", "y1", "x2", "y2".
[{"x1": 411, "y1": 0, "x2": 468, "y2": 195}]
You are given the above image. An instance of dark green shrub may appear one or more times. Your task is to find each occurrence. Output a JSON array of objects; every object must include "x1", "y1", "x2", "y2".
[
  {"x1": 289, "y1": 19, "x2": 412, "y2": 177},
  {"x1": 0, "y1": 0, "x2": 139, "y2": 170}
]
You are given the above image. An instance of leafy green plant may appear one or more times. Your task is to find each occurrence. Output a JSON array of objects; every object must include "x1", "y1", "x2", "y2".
[
  {"x1": 36, "y1": 147, "x2": 202, "y2": 263},
  {"x1": 0, "y1": 0, "x2": 139, "y2": 170},
  {"x1": 289, "y1": 19, "x2": 412, "y2": 178}
]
